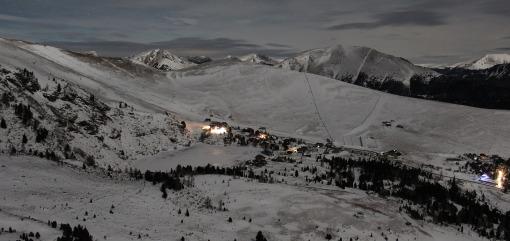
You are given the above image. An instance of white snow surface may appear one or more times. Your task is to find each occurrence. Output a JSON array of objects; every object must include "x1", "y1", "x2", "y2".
[
  {"x1": 451, "y1": 53, "x2": 510, "y2": 70},
  {"x1": 1, "y1": 38, "x2": 509, "y2": 161},
  {"x1": 0, "y1": 156, "x2": 491, "y2": 241},
  {"x1": 134, "y1": 143, "x2": 260, "y2": 171}
]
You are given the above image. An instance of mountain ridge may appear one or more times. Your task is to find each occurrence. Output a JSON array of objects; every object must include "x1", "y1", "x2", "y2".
[
  {"x1": 450, "y1": 53, "x2": 510, "y2": 70},
  {"x1": 278, "y1": 44, "x2": 437, "y2": 87}
]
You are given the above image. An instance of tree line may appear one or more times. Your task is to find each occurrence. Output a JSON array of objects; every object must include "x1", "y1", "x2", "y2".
[{"x1": 324, "y1": 156, "x2": 510, "y2": 240}]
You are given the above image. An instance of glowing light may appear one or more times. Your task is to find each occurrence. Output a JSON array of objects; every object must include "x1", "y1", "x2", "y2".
[
  {"x1": 496, "y1": 169, "x2": 505, "y2": 189},
  {"x1": 287, "y1": 147, "x2": 298, "y2": 153},
  {"x1": 210, "y1": 126, "x2": 227, "y2": 135},
  {"x1": 202, "y1": 125, "x2": 211, "y2": 130},
  {"x1": 480, "y1": 174, "x2": 491, "y2": 182},
  {"x1": 258, "y1": 133, "x2": 268, "y2": 140}
]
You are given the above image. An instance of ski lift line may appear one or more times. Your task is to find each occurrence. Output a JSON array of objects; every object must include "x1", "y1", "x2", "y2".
[{"x1": 302, "y1": 71, "x2": 334, "y2": 142}]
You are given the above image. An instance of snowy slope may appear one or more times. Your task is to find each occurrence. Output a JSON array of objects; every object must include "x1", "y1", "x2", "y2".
[
  {"x1": 0, "y1": 50, "x2": 192, "y2": 168},
  {"x1": 0, "y1": 38, "x2": 509, "y2": 160},
  {"x1": 2, "y1": 156, "x2": 491, "y2": 241},
  {"x1": 451, "y1": 54, "x2": 510, "y2": 70},
  {"x1": 278, "y1": 44, "x2": 437, "y2": 86},
  {"x1": 131, "y1": 48, "x2": 196, "y2": 71}
]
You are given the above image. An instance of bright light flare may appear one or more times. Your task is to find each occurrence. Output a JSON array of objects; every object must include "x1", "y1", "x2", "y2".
[
  {"x1": 258, "y1": 133, "x2": 268, "y2": 140},
  {"x1": 496, "y1": 169, "x2": 505, "y2": 189},
  {"x1": 210, "y1": 126, "x2": 227, "y2": 135},
  {"x1": 202, "y1": 125, "x2": 211, "y2": 130}
]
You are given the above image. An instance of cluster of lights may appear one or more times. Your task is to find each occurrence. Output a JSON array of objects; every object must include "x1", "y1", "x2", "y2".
[
  {"x1": 258, "y1": 133, "x2": 268, "y2": 140},
  {"x1": 480, "y1": 169, "x2": 506, "y2": 189},
  {"x1": 202, "y1": 125, "x2": 227, "y2": 135}
]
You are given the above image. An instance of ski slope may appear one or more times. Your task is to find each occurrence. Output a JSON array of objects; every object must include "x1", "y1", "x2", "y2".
[{"x1": 1, "y1": 38, "x2": 509, "y2": 160}]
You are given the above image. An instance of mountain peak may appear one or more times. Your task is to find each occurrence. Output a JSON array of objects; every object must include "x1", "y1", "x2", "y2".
[
  {"x1": 278, "y1": 44, "x2": 435, "y2": 87},
  {"x1": 131, "y1": 49, "x2": 196, "y2": 71},
  {"x1": 238, "y1": 53, "x2": 278, "y2": 66},
  {"x1": 451, "y1": 53, "x2": 510, "y2": 70}
]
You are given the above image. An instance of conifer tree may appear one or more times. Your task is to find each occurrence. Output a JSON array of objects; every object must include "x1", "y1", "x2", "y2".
[
  {"x1": 256, "y1": 231, "x2": 267, "y2": 241},
  {"x1": 0, "y1": 118, "x2": 6, "y2": 129}
]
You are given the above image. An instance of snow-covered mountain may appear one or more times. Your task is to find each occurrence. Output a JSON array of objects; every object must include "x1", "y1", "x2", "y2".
[
  {"x1": 238, "y1": 53, "x2": 278, "y2": 66},
  {"x1": 278, "y1": 45, "x2": 437, "y2": 87},
  {"x1": 451, "y1": 53, "x2": 510, "y2": 70},
  {"x1": 131, "y1": 49, "x2": 196, "y2": 71},
  {"x1": 0, "y1": 40, "x2": 192, "y2": 168},
  {"x1": 1, "y1": 38, "x2": 510, "y2": 159}
]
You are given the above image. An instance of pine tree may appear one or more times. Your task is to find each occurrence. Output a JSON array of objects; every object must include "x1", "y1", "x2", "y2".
[
  {"x1": 1, "y1": 92, "x2": 10, "y2": 105},
  {"x1": 0, "y1": 118, "x2": 6, "y2": 129},
  {"x1": 255, "y1": 231, "x2": 267, "y2": 241}
]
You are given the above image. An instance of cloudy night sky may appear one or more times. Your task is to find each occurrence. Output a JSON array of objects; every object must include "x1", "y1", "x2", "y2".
[{"x1": 1, "y1": 0, "x2": 509, "y2": 64}]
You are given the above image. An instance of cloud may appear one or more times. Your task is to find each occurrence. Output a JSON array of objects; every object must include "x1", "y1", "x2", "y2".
[
  {"x1": 326, "y1": 10, "x2": 447, "y2": 30},
  {"x1": 411, "y1": 54, "x2": 464, "y2": 64},
  {"x1": 45, "y1": 37, "x2": 296, "y2": 58},
  {"x1": 162, "y1": 17, "x2": 198, "y2": 27},
  {"x1": 478, "y1": 0, "x2": 510, "y2": 16},
  {"x1": 0, "y1": 14, "x2": 33, "y2": 23},
  {"x1": 491, "y1": 47, "x2": 510, "y2": 52},
  {"x1": 265, "y1": 42, "x2": 292, "y2": 48}
]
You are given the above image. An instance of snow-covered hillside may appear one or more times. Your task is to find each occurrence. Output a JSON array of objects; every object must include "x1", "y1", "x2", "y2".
[
  {"x1": 451, "y1": 54, "x2": 510, "y2": 70},
  {"x1": 131, "y1": 49, "x2": 196, "y2": 71},
  {"x1": 278, "y1": 44, "x2": 437, "y2": 86},
  {"x1": 0, "y1": 58, "x2": 192, "y2": 169},
  {"x1": 3, "y1": 155, "x2": 493, "y2": 241},
  {"x1": 1, "y1": 38, "x2": 509, "y2": 161}
]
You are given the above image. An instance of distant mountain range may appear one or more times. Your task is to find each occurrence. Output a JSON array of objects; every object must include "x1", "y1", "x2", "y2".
[
  {"x1": 127, "y1": 45, "x2": 510, "y2": 109},
  {"x1": 415, "y1": 62, "x2": 510, "y2": 109},
  {"x1": 237, "y1": 53, "x2": 278, "y2": 66},
  {"x1": 450, "y1": 54, "x2": 510, "y2": 70},
  {"x1": 4, "y1": 37, "x2": 508, "y2": 110}
]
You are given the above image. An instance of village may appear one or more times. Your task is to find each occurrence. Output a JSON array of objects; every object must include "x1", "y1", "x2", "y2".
[{"x1": 196, "y1": 118, "x2": 509, "y2": 193}]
